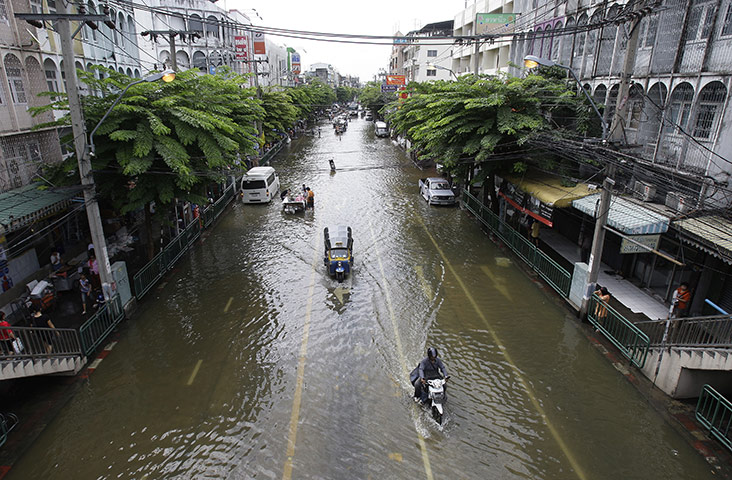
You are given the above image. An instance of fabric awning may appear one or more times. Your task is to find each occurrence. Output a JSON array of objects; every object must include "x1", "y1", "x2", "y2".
[
  {"x1": 673, "y1": 215, "x2": 732, "y2": 265},
  {"x1": 572, "y1": 194, "x2": 670, "y2": 235},
  {"x1": 504, "y1": 174, "x2": 596, "y2": 208},
  {"x1": 0, "y1": 184, "x2": 83, "y2": 235}
]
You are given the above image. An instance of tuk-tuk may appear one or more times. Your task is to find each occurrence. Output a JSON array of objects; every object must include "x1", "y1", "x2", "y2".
[{"x1": 323, "y1": 226, "x2": 353, "y2": 282}]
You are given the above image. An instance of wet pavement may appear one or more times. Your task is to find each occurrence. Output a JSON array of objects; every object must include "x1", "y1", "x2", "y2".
[{"x1": 0, "y1": 118, "x2": 730, "y2": 479}]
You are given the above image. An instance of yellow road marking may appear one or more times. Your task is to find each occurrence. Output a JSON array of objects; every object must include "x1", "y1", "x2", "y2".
[
  {"x1": 417, "y1": 217, "x2": 587, "y2": 480},
  {"x1": 224, "y1": 297, "x2": 233, "y2": 313},
  {"x1": 480, "y1": 265, "x2": 512, "y2": 301},
  {"x1": 187, "y1": 359, "x2": 202, "y2": 386},
  {"x1": 388, "y1": 452, "x2": 403, "y2": 462},
  {"x1": 369, "y1": 221, "x2": 434, "y2": 480},
  {"x1": 414, "y1": 265, "x2": 433, "y2": 299},
  {"x1": 282, "y1": 230, "x2": 321, "y2": 480}
]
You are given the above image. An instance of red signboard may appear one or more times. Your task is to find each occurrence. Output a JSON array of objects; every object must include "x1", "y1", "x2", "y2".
[
  {"x1": 253, "y1": 31, "x2": 266, "y2": 55},
  {"x1": 386, "y1": 75, "x2": 406, "y2": 85},
  {"x1": 235, "y1": 35, "x2": 248, "y2": 60}
]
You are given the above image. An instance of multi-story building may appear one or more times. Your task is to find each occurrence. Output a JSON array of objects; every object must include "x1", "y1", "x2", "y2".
[
  {"x1": 506, "y1": 0, "x2": 732, "y2": 313},
  {"x1": 393, "y1": 21, "x2": 455, "y2": 83},
  {"x1": 306, "y1": 62, "x2": 338, "y2": 86},
  {"x1": 452, "y1": 1, "x2": 514, "y2": 76}
]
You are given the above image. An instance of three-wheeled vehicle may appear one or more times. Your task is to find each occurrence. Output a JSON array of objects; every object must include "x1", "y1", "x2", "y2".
[{"x1": 323, "y1": 226, "x2": 353, "y2": 282}]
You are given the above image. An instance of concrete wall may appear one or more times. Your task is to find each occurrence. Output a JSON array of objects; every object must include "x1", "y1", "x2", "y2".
[{"x1": 641, "y1": 347, "x2": 732, "y2": 398}]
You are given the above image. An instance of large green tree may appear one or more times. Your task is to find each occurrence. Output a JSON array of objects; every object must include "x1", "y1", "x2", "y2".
[
  {"x1": 33, "y1": 66, "x2": 264, "y2": 257},
  {"x1": 386, "y1": 73, "x2": 587, "y2": 209},
  {"x1": 358, "y1": 81, "x2": 395, "y2": 118}
]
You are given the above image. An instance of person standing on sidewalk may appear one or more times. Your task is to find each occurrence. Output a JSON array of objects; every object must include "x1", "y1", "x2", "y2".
[
  {"x1": 79, "y1": 274, "x2": 91, "y2": 315},
  {"x1": 670, "y1": 282, "x2": 692, "y2": 319},
  {"x1": 0, "y1": 312, "x2": 16, "y2": 355}
]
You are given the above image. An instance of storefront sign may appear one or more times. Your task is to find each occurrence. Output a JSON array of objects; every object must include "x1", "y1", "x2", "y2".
[
  {"x1": 620, "y1": 234, "x2": 660, "y2": 254},
  {"x1": 386, "y1": 75, "x2": 406, "y2": 85},
  {"x1": 234, "y1": 35, "x2": 249, "y2": 60},
  {"x1": 499, "y1": 183, "x2": 554, "y2": 227},
  {"x1": 381, "y1": 84, "x2": 398, "y2": 92},
  {"x1": 291, "y1": 53, "x2": 301, "y2": 74},
  {"x1": 253, "y1": 32, "x2": 266, "y2": 55}
]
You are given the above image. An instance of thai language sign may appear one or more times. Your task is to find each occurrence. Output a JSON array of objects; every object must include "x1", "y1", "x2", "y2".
[
  {"x1": 476, "y1": 13, "x2": 516, "y2": 35},
  {"x1": 385, "y1": 75, "x2": 406, "y2": 85}
]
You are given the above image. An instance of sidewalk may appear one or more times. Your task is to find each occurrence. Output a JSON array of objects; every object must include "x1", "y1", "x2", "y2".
[{"x1": 540, "y1": 228, "x2": 670, "y2": 321}]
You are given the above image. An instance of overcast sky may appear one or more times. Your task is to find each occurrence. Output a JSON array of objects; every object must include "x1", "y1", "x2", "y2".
[{"x1": 225, "y1": 0, "x2": 467, "y2": 82}]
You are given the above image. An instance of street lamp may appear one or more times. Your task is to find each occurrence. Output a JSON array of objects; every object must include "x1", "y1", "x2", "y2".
[
  {"x1": 523, "y1": 55, "x2": 612, "y2": 321},
  {"x1": 426, "y1": 62, "x2": 458, "y2": 80},
  {"x1": 523, "y1": 55, "x2": 607, "y2": 140},
  {"x1": 89, "y1": 69, "x2": 175, "y2": 157}
]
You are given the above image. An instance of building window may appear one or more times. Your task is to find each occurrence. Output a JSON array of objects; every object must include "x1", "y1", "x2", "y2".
[
  {"x1": 693, "y1": 82, "x2": 726, "y2": 139},
  {"x1": 426, "y1": 69, "x2": 436, "y2": 77},
  {"x1": 664, "y1": 83, "x2": 695, "y2": 135},
  {"x1": 722, "y1": 3, "x2": 732, "y2": 36},
  {"x1": 0, "y1": 0, "x2": 7, "y2": 21},
  {"x1": 685, "y1": 1, "x2": 716, "y2": 42},
  {"x1": 30, "y1": 0, "x2": 42, "y2": 14},
  {"x1": 4, "y1": 56, "x2": 27, "y2": 104},
  {"x1": 45, "y1": 62, "x2": 59, "y2": 93},
  {"x1": 427, "y1": 50, "x2": 437, "y2": 57},
  {"x1": 47, "y1": 0, "x2": 56, "y2": 13}
]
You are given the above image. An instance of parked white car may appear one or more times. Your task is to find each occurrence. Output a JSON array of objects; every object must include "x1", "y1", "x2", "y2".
[{"x1": 419, "y1": 177, "x2": 456, "y2": 205}]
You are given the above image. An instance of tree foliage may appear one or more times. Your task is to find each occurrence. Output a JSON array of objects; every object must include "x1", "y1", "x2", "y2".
[
  {"x1": 386, "y1": 73, "x2": 587, "y2": 181},
  {"x1": 358, "y1": 81, "x2": 395, "y2": 117},
  {"x1": 33, "y1": 67, "x2": 264, "y2": 215},
  {"x1": 336, "y1": 86, "x2": 357, "y2": 103}
]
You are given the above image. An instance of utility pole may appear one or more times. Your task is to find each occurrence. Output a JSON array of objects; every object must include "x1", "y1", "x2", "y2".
[
  {"x1": 608, "y1": 2, "x2": 644, "y2": 143},
  {"x1": 141, "y1": 30, "x2": 200, "y2": 71},
  {"x1": 473, "y1": 38, "x2": 480, "y2": 75},
  {"x1": 242, "y1": 58, "x2": 267, "y2": 165},
  {"x1": 579, "y1": 177, "x2": 615, "y2": 319},
  {"x1": 55, "y1": 2, "x2": 115, "y2": 291}
]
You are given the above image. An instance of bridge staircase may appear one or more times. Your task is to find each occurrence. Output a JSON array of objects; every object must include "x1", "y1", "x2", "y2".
[{"x1": 633, "y1": 314, "x2": 732, "y2": 398}]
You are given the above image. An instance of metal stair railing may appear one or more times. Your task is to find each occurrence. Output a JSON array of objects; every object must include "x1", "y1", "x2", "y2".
[
  {"x1": 0, "y1": 412, "x2": 19, "y2": 447},
  {"x1": 696, "y1": 384, "x2": 732, "y2": 452},
  {"x1": 634, "y1": 314, "x2": 732, "y2": 348},
  {"x1": 0, "y1": 325, "x2": 82, "y2": 359}
]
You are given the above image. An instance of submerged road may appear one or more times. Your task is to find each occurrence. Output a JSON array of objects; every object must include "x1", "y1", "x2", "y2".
[{"x1": 6, "y1": 117, "x2": 718, "y2": 479}]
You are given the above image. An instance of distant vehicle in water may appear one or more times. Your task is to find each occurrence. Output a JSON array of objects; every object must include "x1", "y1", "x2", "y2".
[
  {"x1": 419, "y1": 177, "x2": 456, "y2": 206},
  {"x1": 374, "y1": 121, "x2": 389, "y2": 138},
  {"x1": 240, "y1": 166, "x2": 280, "y2": 203},
  {"x1": 365, "y1": 112, "x2": 373, "y2": 121}
]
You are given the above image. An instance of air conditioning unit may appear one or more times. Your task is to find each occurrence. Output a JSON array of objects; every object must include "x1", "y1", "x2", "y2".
[
  {"x1": 665, "y1": 191, "x2": 692, "y2": 214},
  {"x1": 633, "y1": 180, "x2": 656, "y2": 202}
]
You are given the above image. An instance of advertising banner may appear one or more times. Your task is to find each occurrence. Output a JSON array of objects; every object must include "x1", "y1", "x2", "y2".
[
  {"x1": 476, "y1": 13, "x2": 516, "y2": 35},
  {"x1": 253, "y1": 31, "x2": 266, "y2": 55},
  {"x1": 385, "y1": 75, "x2": 406, "y2": 85},
  {"x1": 381, "y1": 84, "x2": 398, "y2": 93},
  {"x1": 235, "y1": 35, "x2": 249, "y2": 60},
  {"x1": 498, "y1": 183, "x2": 554, "y2": 227},
  {"x1": 291, "y1": 52, "x2": 301, "y2": 74}
]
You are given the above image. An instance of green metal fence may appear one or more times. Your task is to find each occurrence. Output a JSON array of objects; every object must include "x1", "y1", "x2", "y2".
[
  {"x1": 696, "y1": 384, "x2": 732, "y2": 452},
  {"x1": 260, "y1": 139, "x2": 286, "y2": 166},
  {"x1": 133, "y1": 183, "x2": 236, "y2": 300},
  {"x1": 79, "y1": 294, "x2": 125, "y2": 356},
  {"x1": 0, "y1": 413, "x2": 18, "y2": 448},
  {"x1": 461, "y1": 190, "x2": 571, "y2": 297},
  {"x1": 588, "y1": 293, "x2": 650, "y2": 368}
]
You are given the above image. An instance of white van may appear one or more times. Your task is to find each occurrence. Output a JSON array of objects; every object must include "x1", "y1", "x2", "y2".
[
  {"x1": 240, "y1": 166, "x2": 280, "y2": 203},
  {"x1": 374, "y1": 121, "x2": 389, "y2": 138}
]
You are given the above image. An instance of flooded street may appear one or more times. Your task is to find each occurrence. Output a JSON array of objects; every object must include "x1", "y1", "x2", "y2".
[{"x1": 7, "y1": 118, "x2": 717, "y2": 479}]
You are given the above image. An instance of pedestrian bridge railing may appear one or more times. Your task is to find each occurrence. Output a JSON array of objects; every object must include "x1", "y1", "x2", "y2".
[
  {"x1": 634, "y1": 314, "x2": 732, "y2": 348},
  {"x1": 461, "y1": 190, "x2": 571, "y2": 297},
  {"x1": 79, "y1": 295, "x2": 125, "y2": 356},
  {"x1": 588, "y1": 293, "x2": 650, "y2": 368},
  {"x1": 696, "y1": 384, "x2": 732, "y2": 453},
  {"x1": 0, "y1": 325, "x2": 82, "y2": 359}
]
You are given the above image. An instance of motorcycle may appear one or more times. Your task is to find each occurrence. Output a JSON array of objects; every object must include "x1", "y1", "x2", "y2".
[
  {"x1": 410, "y1": 366, "x2": 449, "y2": 425},
  {"x1": 425, "y1": 377, "x2": 448, "y2": 425}
]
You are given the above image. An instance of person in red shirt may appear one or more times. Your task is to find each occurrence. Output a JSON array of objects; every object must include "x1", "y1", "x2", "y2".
[
  {"x1": 0, "y1": 311, "x2": 16, "y2": 355},
  {"x1": 670, "y1": 282, "x2": 692, "y2": 318}
]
